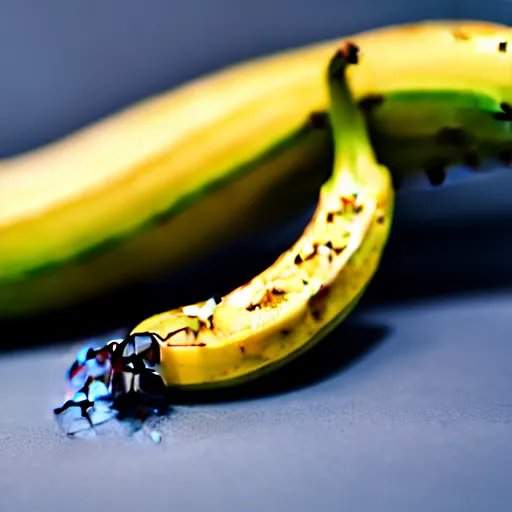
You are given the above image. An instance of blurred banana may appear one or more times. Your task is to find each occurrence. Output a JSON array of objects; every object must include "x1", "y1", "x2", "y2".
[{"x1": 3, "y1": 20, "x2": 512, "y2": 318}]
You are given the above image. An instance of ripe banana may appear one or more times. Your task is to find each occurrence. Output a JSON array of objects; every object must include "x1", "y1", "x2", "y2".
[
  {"x1": 132, "y1": 44, "x2": 393, "y2": 389},
  {"x1": 3, "y1": 20, "x2": 512, "y2": 318},
  {"x1": 126, "y1": 20, "x2": 512, "y2": 390}
]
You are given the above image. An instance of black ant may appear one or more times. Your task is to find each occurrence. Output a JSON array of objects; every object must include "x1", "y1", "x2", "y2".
[{"x1": 54, "y1": 333, "x2": 171, "y2": 439}]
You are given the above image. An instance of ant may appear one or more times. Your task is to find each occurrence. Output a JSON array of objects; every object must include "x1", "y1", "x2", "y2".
[{"x1": 54, "y1": 333, "x2": 171, "y2": 439}]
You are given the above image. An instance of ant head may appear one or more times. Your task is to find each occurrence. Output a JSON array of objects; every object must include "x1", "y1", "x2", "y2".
[{"x1": 86, "y1": 348, "x2": 97, "y2": 360}]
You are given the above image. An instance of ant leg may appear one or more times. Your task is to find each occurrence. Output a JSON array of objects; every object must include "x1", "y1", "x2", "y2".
[
  {"x1": 53, "y1": 399, "x2": 79, "y2": 416},
  {"x1": 54, "y1": 398, "x2": 94, "y2": 424},
  {"x1": 54, "y1": 376, "x2": 97, "y2": 429},
  {"x1": 78, "y1": 400, "x2": 95, "y2": 428},
  {"x1": 54, "y1": 397, "x2": 96, "y2": 436}
]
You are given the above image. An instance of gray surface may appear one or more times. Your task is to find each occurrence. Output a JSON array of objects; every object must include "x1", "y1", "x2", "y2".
[
  {"x1": 1, "y1": 294, "x2": 512, "y2": 512},
  {"x1": 2, "y1": 2, "x2": 512, "y2": 512}
]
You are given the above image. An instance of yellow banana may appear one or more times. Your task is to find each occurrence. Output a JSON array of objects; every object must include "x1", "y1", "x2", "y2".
[
  {"x1": 3, "y1": 20, "x2": 512, "y2": 318},
  {"x1": 133, "y1": 44, "x2": 393, "y2": 389},
  {"x1": 124, "y1": 20, "x2": 512, "y2": 390}
]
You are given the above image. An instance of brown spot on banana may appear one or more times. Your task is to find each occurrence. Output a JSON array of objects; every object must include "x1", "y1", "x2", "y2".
[
  {"x1": 325, "y1": 241, "x2": 346, "y2": 255},
  {"x1": 493, "y1": 102, "x2": 512, "y2": 121},
  {"x1": 307, "y1": 111, "x2": 330, "y2": 129},
  {"x1": 436, "y1": 127, "x2": 471, "y2": 147},
  {"x1": 358, "y1": 94, "x2": 385, "y2": 112},
  {"x1": 308, "y1": 285, "x2": 331, "y2": 321}
]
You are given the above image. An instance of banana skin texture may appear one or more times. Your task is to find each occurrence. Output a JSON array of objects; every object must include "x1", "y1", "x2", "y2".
[
  {"x1": 133, "y1": 44, "x2": 394, "y2": 389},
  {"x1": 2, "y1": 20, "x2": 512, "y2": 318},
  {"x1": 126, "y1": 20, "x2": 512, "y2": 390},
  {"x1": 3, "y1": 20, "x2": 512, "y2": 392}
]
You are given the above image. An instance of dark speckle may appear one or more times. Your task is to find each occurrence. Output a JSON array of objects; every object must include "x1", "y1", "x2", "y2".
[
  {"x1": 327, "y1": 212, "x2": 335, "y2": 223},
  {"x1": 358, "y1": 94, "x2": 384, "y2": 112},
  {"x1": 294, "y1": 254, "x2": 303, "y2": 265},
  {"x1": 239, "y1": 345, "x2": 245, "y2": 354},
  {"x1": 308, "y1": 285, "x2": 330, "y2": 321},
  {"x1": 436, "y1": 127, "x2": 469, "y2": 147},
  {"x1": 499, "y1": 41, "x2": 508, "y2": 53},
  {"x1": 424, "y1": 163, "x2": 446, "y2": 186},
  {"x1": 166, "y1": 342, "x2": 206, "y2": 347},
  {"x1": 493, "y1": 102, "x2": 512, "y2": 121},
  {"x1": 154, "y1": 327, "x2": 196, "y2": 344},
  {"x1": 304, "y1": 245, "x2": 318, "y2": 261},
  {"x1": 280, "y1": 329, "x2": 291, "y2": 337},
  {"x1": 307, "y1": 111, "x2": 329, "y2": 129},
  {"x1": 311, "y1": 310, "x2": 321, "y2": 321}
]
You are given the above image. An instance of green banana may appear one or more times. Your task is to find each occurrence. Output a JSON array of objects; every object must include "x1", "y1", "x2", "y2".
[{"x1": 3, "y1": 20, "x2": 512, "y2": 319}]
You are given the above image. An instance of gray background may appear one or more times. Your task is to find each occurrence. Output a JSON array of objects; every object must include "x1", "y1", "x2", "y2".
[{"x1": 2, "y1": 2, "x2": 512, "y2": 511}]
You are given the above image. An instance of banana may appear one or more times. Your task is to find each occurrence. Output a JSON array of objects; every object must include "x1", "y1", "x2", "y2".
[
  {"x1": 131, "y1": 45, "x2": 393, "y2": 389},
  {"x1": 128, "y1": 21, "x2": 512, "y2": 390},
  {"x1": 3, "y1": 20, "x2": 512, "y2": 318}
]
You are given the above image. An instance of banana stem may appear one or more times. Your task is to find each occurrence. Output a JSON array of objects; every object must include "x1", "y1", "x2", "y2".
[{"x1": 325, "y1": 43, "x2": 378, "y2": 196}]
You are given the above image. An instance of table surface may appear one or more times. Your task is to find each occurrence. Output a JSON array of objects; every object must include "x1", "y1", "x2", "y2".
[{"x1": 1, "y1": 290, "x2": 512, "y2": 512}]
